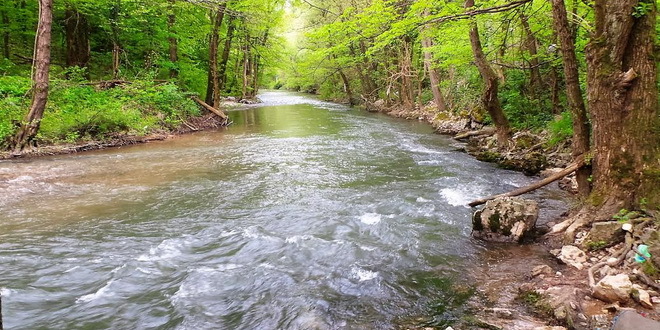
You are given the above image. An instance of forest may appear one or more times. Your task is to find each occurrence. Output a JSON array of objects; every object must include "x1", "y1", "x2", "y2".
[
  {"x1": 0, "y1": 0, "x2": 659, "y2": 328},
  {"x1": 0, "y1": 0, "x2": 658, "y2": 229}
]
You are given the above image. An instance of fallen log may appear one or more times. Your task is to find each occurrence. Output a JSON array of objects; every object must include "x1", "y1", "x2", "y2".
[
  {"x1": 468, "y1": 154, "x2": 585, "y2": 207},
  {"x1": 191, "y1": 96, "x2": 228, "y2": 121},
  {"x1": 454, "y1": 127, "x2": 496, "y2": 140}
]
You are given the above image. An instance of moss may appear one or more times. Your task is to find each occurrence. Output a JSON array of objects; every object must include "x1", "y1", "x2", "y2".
[
  {"x1": 434, "y1": 112, "x2": 450, "y2": 121},
  {"x1": 461, "y1": 316, "x2": 502, "y2": 330},
  {"x1": 516, "y1": 290, "x2": 554, "y2": 318},
  {"x1": 489, "y1": 212, "x2": 501, "y2": 231},
  {"x1": 501, "y1": 224, "x2": 512, "y2": 236},
  {"x1": 586, "y1": 240, "x2": 608, "y2": 251},
  {"x1": 642, "y1": 261, "x2": 659, "y2": 277},
  {"x1": 473, "y1": 210, "x2": 484, "y2": 231},
  {"x1": 588, "y1": 190, "x2": 605, "y2": 207},
  {"x1": 476, "y1": 151, "x2": 502, "y2": 163}
]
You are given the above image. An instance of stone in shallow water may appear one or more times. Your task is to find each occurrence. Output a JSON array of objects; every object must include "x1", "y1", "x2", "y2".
[{"x1": 472, "y1": 197, "x2": 539, "y2": 243}]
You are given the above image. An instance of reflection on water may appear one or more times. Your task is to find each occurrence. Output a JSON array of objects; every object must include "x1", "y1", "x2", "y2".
[{"x1": 0, "y1": 91, "x2": 568, "y2": 329}]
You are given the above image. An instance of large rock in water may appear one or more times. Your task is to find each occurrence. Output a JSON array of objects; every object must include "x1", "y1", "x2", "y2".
[{"x1": 472, "y1": 197, "x2": 539, "y2": 243}]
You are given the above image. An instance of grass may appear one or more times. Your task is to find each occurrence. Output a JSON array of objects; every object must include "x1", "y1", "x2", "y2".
[{"x1": 0, "y1": 77, "x2": 200, "y2": 149}]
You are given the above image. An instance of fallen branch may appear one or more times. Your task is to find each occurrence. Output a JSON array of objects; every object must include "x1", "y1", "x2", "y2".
[
  {"x1": 191, "y1": 96, "x2": 228, "y2": 121},
  {"x1": 468, "y1": 154, "x2": 585, "y2": 207},
  {"x1": 454, "y1": 127, "x2": 496, "y2": 140}
]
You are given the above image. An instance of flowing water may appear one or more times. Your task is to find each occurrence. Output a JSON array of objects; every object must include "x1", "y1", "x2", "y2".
[{"x1": 0, "y1": 91, "x2": 568, "y2": 329}]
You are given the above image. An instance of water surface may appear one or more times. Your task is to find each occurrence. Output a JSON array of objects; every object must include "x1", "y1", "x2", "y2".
[{"x1": 0, "y1": 91, "x2": 567, "y2": 329}]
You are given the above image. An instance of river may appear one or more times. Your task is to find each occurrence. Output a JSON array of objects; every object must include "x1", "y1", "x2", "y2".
[{"x1": 0, "y1": 91, "x2": 568, "y2": 329}]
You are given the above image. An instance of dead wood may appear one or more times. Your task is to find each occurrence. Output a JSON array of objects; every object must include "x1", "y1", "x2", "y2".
[
  {"x1": 468, "y1": 154, "x2": 585, "y2": 207},
  {"x1": 454, "y1": 127, "x2": 496, "y2": 140},
  {"x1": 191, "y1": 96, "x2": 228, "y2": 121}
]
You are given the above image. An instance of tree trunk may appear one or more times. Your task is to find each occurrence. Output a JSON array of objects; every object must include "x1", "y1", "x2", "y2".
[
  {"x1": 241, "y1": 38, "x2": 250, "y2": 99},
  {"x1": 11, "y1": 0, "x2": 52, "y2": 152},
  {"x1": 465, "y1": 0, "x2": 512, "y2": 147},
  {"x1": 206, "y1": 6, "x2": 225, "y2": 107},
  {"x1": 421, "y1": 37, "x2": 447, "y2": 112},
  {"x1": 338, "y1": 69, "x2": 354, "y2": 105},
  {"x1": 110, "y1": 0, "x2": 121, "y2": 79},
  {"x1": 520, "y1": 12, "x2": 542, "y2": 94},
  {"x1": 585, "y1": 0, "x2": 659, "y2": 214},
  {"x1": 64, "y1": 7, "x2": 90, "y2": 71},
  {"x1": 399, "y1": 36, "x2": 415, "y2": 108},
  {"x1": 550, "y1": 0, "x2": 591, "y2": 197},
  {"x1": 1, "y1": 10, "x2": 9, "y2": 59},
  {"x1": 167, "y1": 0, "x2": 178, "y2": 78},
  {"x1": 218, "y1": 16, "x2": 235, "y2": 92}
]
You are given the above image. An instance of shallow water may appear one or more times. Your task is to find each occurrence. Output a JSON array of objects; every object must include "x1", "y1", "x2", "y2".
[{"x1": 0, "y1": 91, "x2": 568, "y2": 329}]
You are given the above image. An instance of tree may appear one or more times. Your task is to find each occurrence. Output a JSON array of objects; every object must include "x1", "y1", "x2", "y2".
[
  {"x1": 64, "y1": 5, "x2": 90, "y2": 71},
  {"x1": 167, "y1": 0, "x2": 178, "y2": 78},
  {"x1": 11, "y1": 0, "x2": 53, "y2": 152},
  {"x1": 550, "y1": 0, "x2": 591, "y2": 197},
  {"x1": 465, "y1": 0, "x2": 512, "y2": 146},
  {"x1": 563, "y1": 0, "x2": 659, "y2": 239}
]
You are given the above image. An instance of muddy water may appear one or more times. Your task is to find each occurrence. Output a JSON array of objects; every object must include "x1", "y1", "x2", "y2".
[{"x1": 0, "y1": 91, "x2": 568, "y2": 329}]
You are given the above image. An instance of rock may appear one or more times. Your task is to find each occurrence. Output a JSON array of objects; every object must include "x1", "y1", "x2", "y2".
[
  {"x1": 472, "y1": 197, "x2": 539, "y2": 243},
  {"x1": 499, "y1": 152, "x2": 548, "y2": 176},
  {"x1": 591, "y1": 314, "x2": 611, "y2": 329},
  {"x1": 533, "y1": 327, "x2": 567, "y2": 330},
  {"x1": 631, "y1": 288, "x2": 653, "y2": 308},
  {"x1": 558, "y1": 245, "x2": 587, "y2": 270},
  {"x1": 485, "y1": 307, "x2": 515, "y2": 319},
  {"x1": 519, "y1": 282, "x2": 535, "y2": 292},
  {"x1": 599, "y1": 265, "x2": 614, "y2": 277},
  {"x1": 592, "y1": 274, "x2": 633, "y2": 303},
  {"x1": 554, "y1": 305, "x2": 567, "y2": 321},
  {"x1": 532, "y1": 265, "x2": 553, "y2": 278},
  {"x1": 612, "y1": 310, "x2": 660, "y2": 330},
  {"x1": 582, "y1": 221, "x2": 625, "y2": 250}
]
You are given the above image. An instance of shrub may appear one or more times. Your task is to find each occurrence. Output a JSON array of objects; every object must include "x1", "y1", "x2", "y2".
[{"x1": 547, "y1": 111, "x2": 574, "y2": 146}]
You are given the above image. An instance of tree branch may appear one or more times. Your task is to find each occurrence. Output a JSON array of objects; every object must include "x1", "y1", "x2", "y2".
[{"x1": 418, "y1": 0, "x2": 533, "y2": 28}]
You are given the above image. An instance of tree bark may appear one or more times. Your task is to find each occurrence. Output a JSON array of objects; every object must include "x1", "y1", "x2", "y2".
[
  {"x1": 206, "y1": 6, "x2": 225, "y2": 107},
  {"x1": 167, "y1": 0, "x2": 178, "y2": 78},
  {"x1": 241, "y1": 37, "x2": 250, "y2": 99},
  {"x1": 110, "y1": 0, "x2": 121, "y2": 79},
  {"x1": 519, "y1": 12, "x2": 542, "y2": 94},
  {"x1": 64, "y1": 7, "x2": 90, "y2": 71},
  {"x1": 421, "y1": 37, "x2": 447, "y2": 112},
  {"x1": 550, "y1": 0, "x2": 592, "y2": 197},
  {"x1": 12, "y1": 0, "x2": 52, "y2": 152},
  {"x1": 399, "y1": 36, "x2": 415, "y2": 108},
  {"x1": 338, "y1": 69, "x2": 354, "y2": 105},
  {"x1": 465, "y1": 0, "x2": 512, "y2": 147},
  {"x1": 584, "y1": 0, "x2": 659, "y2": 214},
  {"x1": 218, "y1": 16, "x2": 235, "y2": 93}
]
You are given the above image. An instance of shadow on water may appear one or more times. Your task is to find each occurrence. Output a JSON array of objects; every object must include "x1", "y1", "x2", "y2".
[{"x1": 0, "y1": 91, "x2": 570, "y2": 329}]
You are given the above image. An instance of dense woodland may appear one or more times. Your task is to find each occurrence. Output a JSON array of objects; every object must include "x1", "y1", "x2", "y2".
[{"x1": 0, "y1": 0, "x2": 658, "y2": 230}]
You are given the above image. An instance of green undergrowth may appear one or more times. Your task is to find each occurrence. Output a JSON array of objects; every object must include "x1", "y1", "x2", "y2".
[{"x1": 0, "y1": 76, "x2": 199, "y2": 149}]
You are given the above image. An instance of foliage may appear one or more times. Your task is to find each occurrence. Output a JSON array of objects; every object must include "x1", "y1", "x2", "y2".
[
  {"x1": 547, "y1": 112, "x2": 574, "y2": 147},
  {"x1": 0, "y1": 80, "x2": 199, "y2": 147}
]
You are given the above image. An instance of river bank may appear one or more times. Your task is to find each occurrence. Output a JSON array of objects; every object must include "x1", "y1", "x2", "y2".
[{"x1": 369, "y1": 101, "x2": 660, "y2": 329}]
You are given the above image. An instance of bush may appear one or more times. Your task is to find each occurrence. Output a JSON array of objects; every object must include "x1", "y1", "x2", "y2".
[
  {"x1": 547, "y1": 111, "x2": 573, "y2": 146},
  {"x1": 0, "y1": 77, "x2": 200, "y2": 148}
]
